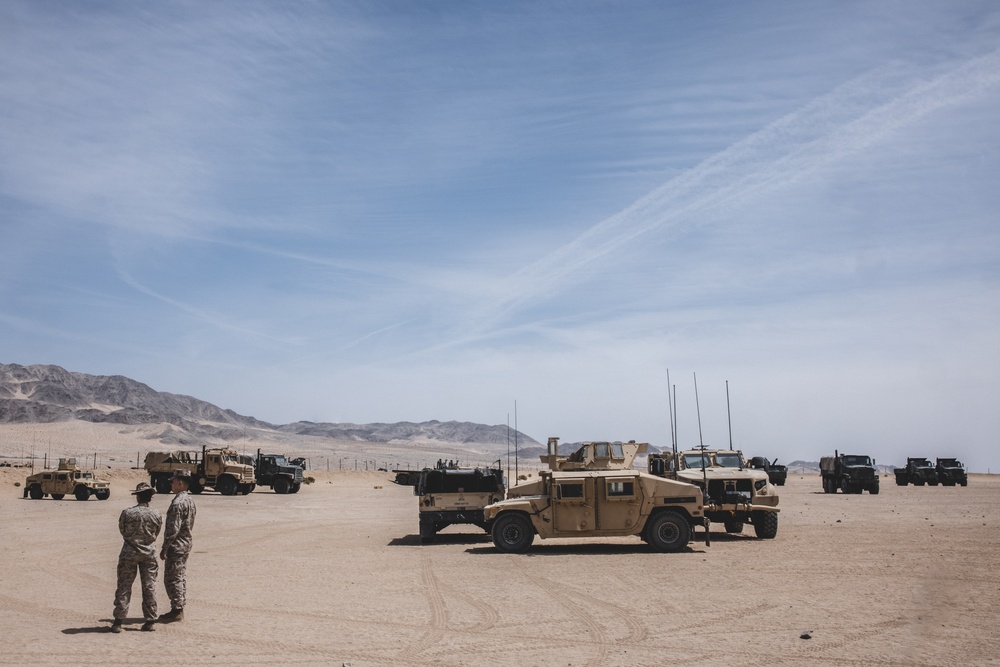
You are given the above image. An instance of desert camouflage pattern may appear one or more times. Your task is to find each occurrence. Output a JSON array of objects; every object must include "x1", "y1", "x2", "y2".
[
  {"x1": 163, "y1": 490, "x2": 196, "y2": 610},
  {"x1": 114, "y1": 503, "x2": 161, "y2": 622}
]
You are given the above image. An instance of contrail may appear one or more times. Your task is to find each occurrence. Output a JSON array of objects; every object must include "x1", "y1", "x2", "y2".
[{"x1": 470, "y1": 49, "x2": 1000, "y2": 333}]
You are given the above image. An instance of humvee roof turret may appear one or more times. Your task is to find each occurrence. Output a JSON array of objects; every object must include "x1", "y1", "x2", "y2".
[{"x1": 540, "y1": 437, "x2": 648, "y2": 471}]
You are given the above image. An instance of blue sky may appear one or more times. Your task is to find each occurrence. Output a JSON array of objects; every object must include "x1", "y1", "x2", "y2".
[{"x1": 2, "y1": 2, "x2": 999, "y2": 470}]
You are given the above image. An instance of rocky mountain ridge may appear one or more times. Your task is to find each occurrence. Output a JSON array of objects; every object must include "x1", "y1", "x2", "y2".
[{"x1": 0, "y1": 363, "x2": 539, "y2": 449}]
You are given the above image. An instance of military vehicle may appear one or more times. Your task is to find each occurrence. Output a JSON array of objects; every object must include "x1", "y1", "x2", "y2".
[
  {"x1": 404, "y1": 461, "x2": 505, "y2": 543},
  {"x1": 253, "y1": 450, "x2": 305, "y2": 494},
  {"x1": 648, "y1": 447, "x2": 779, "y2": 538},
  {"x1": 23, "y1": 458, "x2": 111, "y2": 501},
  {"x1": 820, "y1": 451, "x2": 879, "y2": 494},
  {"x1": 935, "y1": 457, "x2": 968, "y2": 486},
  {"x1": 893, "y1": 457, "x2": 938, "y2": 486},
  {"x1": 483, "y1": 438, "x2": 707, "y2": 553},
  {"x1": 144, "y1": 446, "x2": 256, "y2": 496},
  {"x1": 748, "y1": 456, "x2": 788, "y2": 486}
]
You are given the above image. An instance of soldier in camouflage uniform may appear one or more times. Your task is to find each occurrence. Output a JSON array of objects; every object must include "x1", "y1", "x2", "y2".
[
  {"x1": 159, "y1": 469, "x2": 196, "y2": 623},
  {"x1": 111, "y1": 482, "x2": 161, "y2": 633}
]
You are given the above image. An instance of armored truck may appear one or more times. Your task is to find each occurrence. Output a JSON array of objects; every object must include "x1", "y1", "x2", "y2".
[
  {"x1": 820, "y1": 451, "x2": 879, "y2": 494},
  {"x1": 23, "y1": 458, "x2": 111, "y2": 501},
  {"x1": 254, "y1": 450, "x2": 305, "y2": 494},
  {"x1": 144, "y1": 446, "x2": 256, "y2": 496},
  {"x1": 748, "y1": 456, "x2": 788, "y2": 486},
  {"x1": 935, "y1": 458, "x2": 968, "y2": 486},
  {"x1": 894, "y1": 457, "x2": 938, "y2": 486},
  {"x1": 408, "y1": 462, "x2": 505, "y2": 543},
  {"x1": 648, "y1": 448, "x2": 779, "y2": 538},
  {"x1": 483, "y1": 438, "x2": 706, "y2": 553}
]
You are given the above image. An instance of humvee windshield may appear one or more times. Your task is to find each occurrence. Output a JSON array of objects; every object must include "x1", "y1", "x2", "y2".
[
  {"x1": 843, "y1": 455, "x2": 873, "y2": 466},
  {"x1": 715, "y1": 453, "x2": 744, "y2": 468}
]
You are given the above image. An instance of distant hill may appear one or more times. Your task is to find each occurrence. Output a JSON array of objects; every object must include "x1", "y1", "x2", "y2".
[{"x1": 0, "y1": 363, "x2": 539, "y2": 449}]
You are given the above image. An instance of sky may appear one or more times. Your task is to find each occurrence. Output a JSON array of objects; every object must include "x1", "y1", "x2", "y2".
[{"x1": 2, "y1": 1, "x2": 999, "y2": 471}]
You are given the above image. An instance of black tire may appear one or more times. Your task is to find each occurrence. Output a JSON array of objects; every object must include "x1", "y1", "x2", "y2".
[
  {"x1": 240, "y1": 484, "x2": 252, "y2": 495},
  {"x1": 74, "y1": 485, "x2": 90, "y2": 501},
  {"x1": 29, "y1": 485, "x2": 43, "y2": 500},
  {"x1": 869, "y1": 485, "x2": 880, "y2": 495},
  {"x1": 646, "y1": 511, "x2": 690, "y2": 552},
  {"x1": 216, "y1": 476, "x2": 238, "y2": 496},
  {"x1": 273, "y1": 477, "x2": 291, "y2": 494},
  {"x1": 895, "y1": 478, "x2": 907, "y2": 486},
  {"x1": 95, "y1": 488, "x2": 110, "y2": 500},
  {"x1": 723, "y1": 519, "x2": 744, "y2": 534},
  {"x1": 823, "y1": 477, "x2": 835, "y2": 494},
  {"x1": 752, "y1": 510, "x2": 778, "y2": 539},
  {"x1": 841, "y1": 478, "x2": 851, "y2": 494},
  {"x1": 154, "y1": 477, "x2": 172, "y2": 494},
  {"x1": 491, "y1": 513, "x2": 535, "y2": 553},
  {"x1": 775, "y1": 480, "x2": 785, "y2": 486},
  {"x1": 190, "y1": 481, "x2": 204, "y2": 494},
  {"x1": 289, "y1": 483, "x2": 301, "y2": 494},
  {"x1": 915, "y1": 480, "x2": 924, "y2": 486},
  {"x1": 960, "y1": 480, "x2": 968, "y2": 487},
  {"x1": 51, "y1": 493, "x2": 65, "y2": 500},
  {"x1": 419, "y1": 516, "x2": 436, "y2": 544},
  {"x1": 929, "y1": 480, "x2": 938, "y2": 486}
]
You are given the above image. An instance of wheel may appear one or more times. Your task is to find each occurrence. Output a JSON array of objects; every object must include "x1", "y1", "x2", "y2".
[
  {"x1": 645, "y1": 511, "x2": 690, "y2": 552},
  {"x1": 723, "y1": 519, "x2": 744, "y2": 534},
  {"x1": 895, "y1": 478, "x2": 907, "y2": 486},
  {"x1": 419, "y1": 516, "x2": 437, "y2": 544},
  {"x1": 775, "y1": 480, "x2": 785, "y2": 486},
  {"x1": 216, "y1": 476, "x2": 238, "y2": 496},
  {"x1": 960, "y1": 480, "x2": 968, "y2": 487},
  {"x1": 154, "y1": 477, "x2": 172, "y2": 494},
  {"x1": 841, "y1": 478, "x2": 850, "y2": 494},
  {"x1": 95, "y1": 488, "x2": 110, "y2": 500},
  {"x1": 915, "y1": 480, "x2": 924, "y2": 486},
  {"x1": 272, "y1": 477, "x2": 291, "y2": 494},
  {"x1": 51, "y1": 493, "x2": 65, "y2": 500},
  {"x1": 74, "y1": 485, "x2": 90, "y2": 501},
  {"x1": 190, "y1": 481, "x2": 204, "y2": 494},
  {"x1": 491, "y1": 513, "x2": 535, "y2": 553},
  {"x1": 929, "y1": 480, "x2": 938, "y2": 486},
  {"x1": 823, "y1": 478, "x2": 835, "y2": 493},
  {"x1": 869, "y1": 485, "x2": 880, "y2": 495},
  {"x1": 289, "y1": 483, "x2": 301, "y2": 494},
  {"x1": 752, "y1": 510, "x2": 779, "y2": 539},
  {"x1": 240, "y1": 484, "x2": 252, "y2": 495},
  {"x1": 29, "y1": 485, "x2": 43, "y2": 500}
]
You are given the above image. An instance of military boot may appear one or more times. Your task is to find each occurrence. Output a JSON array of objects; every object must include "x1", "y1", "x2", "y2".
[
  {"x1": 110, "y1": 620, "x2": 123, "y2": 633},
  {"x1": 141, "y1": 621, "x2": 156, "y2": 631},
  {"x1": 158, "y1": 608, "x2": 183, "y2": 623}
]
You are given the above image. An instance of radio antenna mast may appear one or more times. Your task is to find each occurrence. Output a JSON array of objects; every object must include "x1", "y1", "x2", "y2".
[
  {"x1": 726, "y1": 380, "x2": 733, "y2": 451},
  {"x1": 694, "y1": 372, "x2": 704, "y2": 448}
]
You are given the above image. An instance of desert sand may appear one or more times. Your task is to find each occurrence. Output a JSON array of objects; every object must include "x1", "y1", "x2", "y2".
[{"x1": 2, "y1": 463, "x2": 999, "y2": 666}]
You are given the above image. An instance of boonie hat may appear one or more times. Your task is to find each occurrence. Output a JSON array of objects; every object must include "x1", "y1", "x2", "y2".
[{"x1": 131, "y1": 482, "x2": 155, "y2": 495}]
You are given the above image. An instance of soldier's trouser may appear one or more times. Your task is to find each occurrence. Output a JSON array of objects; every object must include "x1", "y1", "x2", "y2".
[
  {"x1": 114, "y1": 555, "x2": 158, "y2": 621},
  {"x1": 164, "y1": 550, "x2": 190, "y2": 611}
]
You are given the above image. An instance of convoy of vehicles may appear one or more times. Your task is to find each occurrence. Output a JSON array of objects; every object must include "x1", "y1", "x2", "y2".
[
  {"x1": 820, "y1": 451, "x2": 880, "y2": 494},
  {"x1": 144, "y1": 446, "x2": 256, "y2": 495},
  {"x1": 893, "y1": 457, "x2": 938, "y2": 486},
  {"x1": 648, "y1": 448, "x2": 779, "y2": 538},
  {"x1": 23, "y1": 458, "x2": 111, "y2": 501},
  {"x1": 482, "y1": 438, "x2": 707, "y2": 553}
]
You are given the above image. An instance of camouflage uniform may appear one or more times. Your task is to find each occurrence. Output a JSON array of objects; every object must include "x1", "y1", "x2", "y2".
[
  {"x1": 161, "y1": 489, "x2": 196, "y2": 611},
  {"x1": 114, "y1": 502, "x2": 162, "y2": 622}
]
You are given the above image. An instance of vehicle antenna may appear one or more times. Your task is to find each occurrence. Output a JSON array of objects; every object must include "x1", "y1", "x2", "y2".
[
  {"x1": 694, "y1": 372, "x2": 708, "y2": 496},
  {"x1": 514, "y1": 400, "x2": 519, "y2": 481},
  {"x1": 666, "y1": 369, "x2": 675, "y2": 452},
  {"x1": 506, "y1": 413, "x2": 511, "y2": 486},
  {"x1": 726, "y1": 380, "x2": 734, "y2": 453}
]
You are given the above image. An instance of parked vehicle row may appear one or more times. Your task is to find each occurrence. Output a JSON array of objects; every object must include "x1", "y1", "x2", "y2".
[{"x1": 894, "y1": 457, "x2": 967, "y2": 486}]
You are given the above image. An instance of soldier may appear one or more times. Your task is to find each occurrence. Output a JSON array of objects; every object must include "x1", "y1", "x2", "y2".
[
  {"x1": 112, "y1": 482, "x2": 162, "y2": 633},
  {"x1": 158, "y1": 469, "x2": 197, "y2": 623}
]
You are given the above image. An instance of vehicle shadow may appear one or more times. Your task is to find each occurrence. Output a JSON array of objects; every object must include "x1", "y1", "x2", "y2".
[
  {"x1": 463, "y1": 543, "x2": 709, "y2": 556},
  {"x1": 388, "y1": 533, "x2": 492, "y2": 547}
]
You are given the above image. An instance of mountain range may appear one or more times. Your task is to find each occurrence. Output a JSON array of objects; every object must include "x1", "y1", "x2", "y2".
[{"x1": 0, "y1": 363, "x2": 540, "y2": 451}]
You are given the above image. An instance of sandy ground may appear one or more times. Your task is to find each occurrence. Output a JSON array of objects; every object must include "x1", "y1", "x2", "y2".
[{"x1": 1, "y1": 467, "x2": 999, "y2": 667}]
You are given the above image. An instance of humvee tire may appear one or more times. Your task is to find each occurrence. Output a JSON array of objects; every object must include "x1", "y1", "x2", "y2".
[
  {"x1": 75, "y1": 485, "x2": 91, "y2": 501},
  {"x1": 724, "y1": 519, "x2": 744, "y2": 534},
  {"x1": 155, "y1": 477, "x2": 172, "y2": 494},
  {"x1": 95, "y1": 488, "x2": 110, "y2": 500},
  {"x1": 51, "y1": 493, "x2": 65, "y2": 500},
  {"x1": 29, "y1": 484, "x2": 43, "y2": 500},
  {"x1": 492, "y1": 513, "x2": 534, "y2": 553},
  {"x1": 752, "y1": 510, "x2": 778, "y2": 539},
  {"x1": 646, "y1": 511, "x2": 690, "y2": 552},
  {"x1": 869, "y1": 486, "x2": 880, "y2": 495}
]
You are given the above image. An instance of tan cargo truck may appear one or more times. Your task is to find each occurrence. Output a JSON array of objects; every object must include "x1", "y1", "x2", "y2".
[{"x1": 144, "y1": 446, "x2": 255, "y2": 495}]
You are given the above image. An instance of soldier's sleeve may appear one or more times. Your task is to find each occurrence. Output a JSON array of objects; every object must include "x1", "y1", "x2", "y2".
[
  {"x1": 154, "y1": 510, "x2": 163, "y2": 537},
  {"x1": 119, "y1": 509, "x2": 128, "y2": 537},
  {"x1": 162, "y1": 503, "x2": 179, "y2": 549}
]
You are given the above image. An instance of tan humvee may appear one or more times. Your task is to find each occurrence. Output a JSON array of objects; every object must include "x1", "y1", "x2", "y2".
[
  {"x1": 647, "y1": 448, "x2": 779, "y2": 538},
  {"x1": 483, "y1": 437, "x2": 706, "y2": 553},
  {"x1": 23, "y1": 458, "x2": 111, "y2": 501},
  {"x1": 144, "y1": 446, "x2": 255, "y2": 495}
]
